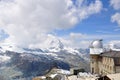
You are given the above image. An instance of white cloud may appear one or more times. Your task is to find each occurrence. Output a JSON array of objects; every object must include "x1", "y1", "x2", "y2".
[
  {"x1": 111, "y1": 13, "x2": 120, "y2": 26},
  {"x1": 109, "y1": 40, "x2": 120, "y2": 44},
  {"x1": 70, "y1": 32, "x2": 85, "y2": 39},
  {"x1": 72, "y1": 0, "x2": 103, "y2": 21},
  {"x1": 110, "y1": 0, "x2": 120, "y2": 10},
  {"x1": 96, "y1": 30, "x2": 111, "y2": 34},
  {"x1": 62, "y1": 33, "x2": 89, "y2": 48},
  {"x1": 60, "y1": 32, "x2": 120, "y2": 48},
  {"x1": 110, "y1": 0, "x2": 120, "y2": 26},
  {"x1": 108, "y1": 40, "x2": 120, "y2": 50},
  {"x1": 0, "y1": 0, "x2": 103, "y2": 48}
]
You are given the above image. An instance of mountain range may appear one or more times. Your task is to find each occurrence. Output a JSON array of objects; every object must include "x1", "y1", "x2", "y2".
[{"x1": 0, "y1": 37, "x2": 90, "y2": 80}]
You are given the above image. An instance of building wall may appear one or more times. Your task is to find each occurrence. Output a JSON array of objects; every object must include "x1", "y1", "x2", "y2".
[
  {"x1": 90, "y1": 55, "x2": 117, "y2": 75},
  {"x1": 90, "y1": 55, "x2": 100, "y2": 74},
  {"x1": 114, "y1": 58, "x2": 120, "y2": 73},
  {"x1": 115, "y1": 66, "x2": 120, "y2": 73},
  {"x1": 102, "y1": 57, "x2": 115, "y2": 75},
  {"x1": 98, "y1": 60, "x2": 102, "y2": 74}
]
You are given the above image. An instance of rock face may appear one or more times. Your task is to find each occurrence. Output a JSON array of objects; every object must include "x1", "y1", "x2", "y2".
[{"x1": 0, "y1": 38, "x2": 90, "y2": 80}]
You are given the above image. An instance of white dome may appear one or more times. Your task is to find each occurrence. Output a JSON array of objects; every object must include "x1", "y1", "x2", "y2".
[{"x1": 91, "y1": 40, "x2": 103, "y2": 48}]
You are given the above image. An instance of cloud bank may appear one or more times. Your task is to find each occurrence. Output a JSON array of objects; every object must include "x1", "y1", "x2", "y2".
[
  {"x1": 111, "y1": 0, "x2": 120, "y2": 26},
  {"x1": 0, "y1": 0, "x2": 103, "y2": 48}
]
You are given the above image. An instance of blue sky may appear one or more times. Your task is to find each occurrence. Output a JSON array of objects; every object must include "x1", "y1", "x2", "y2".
[
  {"x1": 55, "y1": 0, "x2": 120, "y2": 35},
  {"x1": 0, "y1": 0, "x2": 120, "y2": 48},
  {"x1": 51, "y1": 0, "x2": 120, "y2": 47}
]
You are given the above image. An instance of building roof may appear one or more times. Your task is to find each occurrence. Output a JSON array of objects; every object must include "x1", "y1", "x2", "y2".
[
  {"x1": 106, "y1": 73, "x2": 120, "y2": 80},
  {"x1": 90, "y1": 39, "x2": 103, "y2": 48},
  {"x1": 100, "y1": 51, "x2": 120, "y2": 58}
]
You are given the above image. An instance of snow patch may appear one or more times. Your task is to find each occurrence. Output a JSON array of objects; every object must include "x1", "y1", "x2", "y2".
[
  {"x1": 0, "y1": 55, "x2": 11, "y2": 62},
  {"x1": 64, "y1": 47, "x2": 79, "y2": 55}
]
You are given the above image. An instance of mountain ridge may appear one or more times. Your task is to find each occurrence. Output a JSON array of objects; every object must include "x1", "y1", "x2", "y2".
[{"x1": 0, "y1": 38, "x2": 90, "y2": 80}]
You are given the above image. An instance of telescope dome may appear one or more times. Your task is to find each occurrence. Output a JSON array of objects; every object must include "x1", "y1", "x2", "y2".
[{"x1": 91, "y1": 39, "x2": 103, "y2": 48}]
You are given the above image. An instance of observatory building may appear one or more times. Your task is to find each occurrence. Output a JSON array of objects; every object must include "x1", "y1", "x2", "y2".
[{"x1": 90, "y1": 39, "x2": 120, "y2": 75}]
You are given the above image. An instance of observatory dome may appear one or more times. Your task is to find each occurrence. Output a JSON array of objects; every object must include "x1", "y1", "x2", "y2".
[{"x1": 91, "y1": 40, "x2": 103, "y2": 48}]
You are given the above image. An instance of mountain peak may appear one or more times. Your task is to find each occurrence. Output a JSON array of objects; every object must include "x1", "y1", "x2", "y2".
[{"x1": 42, "y1": 35, "x2": 64, "y2": 52}]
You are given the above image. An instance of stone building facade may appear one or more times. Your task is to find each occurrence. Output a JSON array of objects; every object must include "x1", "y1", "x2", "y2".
[{"x1": 90, "y1": 40, "x2": 120, "y2": 75}]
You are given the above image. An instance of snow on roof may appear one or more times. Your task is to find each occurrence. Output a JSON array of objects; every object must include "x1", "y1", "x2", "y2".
[
  {"x1": 53, "y1": 69, "x2": 71, "y2": 75},
  {"x1": 107, "y1": 73, "x2": 120, "y2": 80},
  {"x1": 78, "y1": 72, "x2": 95, "y2": 77},
  {"x1": 49, "y1": 74, "x2": 57, "y2": 78}
]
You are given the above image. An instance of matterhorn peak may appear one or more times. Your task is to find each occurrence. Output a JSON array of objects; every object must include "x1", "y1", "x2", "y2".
[{"x1": 43, "y1": 34, "x2": 64, "y2": 52}]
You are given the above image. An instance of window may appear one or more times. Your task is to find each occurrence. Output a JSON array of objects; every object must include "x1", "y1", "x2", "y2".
[
  {"x1": 92, "y1": 67, "x2": 94, "y2": 73},
  {"x1": 92, "y1": 61, "x2": 94, "y2": 64},
  {"x1": 115, "y1": 58, "x2": 120, "y2": 65}
]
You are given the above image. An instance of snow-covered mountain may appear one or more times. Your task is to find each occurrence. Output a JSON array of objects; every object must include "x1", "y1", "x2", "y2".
[{"x1": 0, "y1": 38, "x2": 90, "y2": 80}]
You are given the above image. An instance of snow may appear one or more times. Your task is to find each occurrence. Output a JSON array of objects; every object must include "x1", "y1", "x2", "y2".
[
  {"x1": 38, "y1": 76, "x2": 46, "y2": 79},
  {"x1": 0, "y1": 35, "x2": 78, "y2": 55},
  {"x1": 108, "y1": 43, "x2": 120, "y2": 51},
  {"x1": 0, "y1": 37, "x2": 89, "y2": 63},
  {"x1": 0, "y1": 55, "x2": 11, "y2": 62},
  {"x1": 44, "y1": 53, "x2": 58, "y2": 56},
  {"x1": 0, "y1": 35, "x2": 64, "y2": 53},
  {"x1": 53, "y1": 69, "x2": 71, "y2": 75},
  {"x1": 78, "y1": 72, "x2": 93, "y2": 77},
  {"x1": 0, "y1": 43, "x2": 25, "y2": 53},
  {"x1": 40, "y1": 35, "x2": 64, "y2": 52},
  {"x1": 50, "y1": 74, "x2": 58, "y2": 78},
  {"x1": 64, "y1": 47, "x2": 79, "y2": 55},
  {"x1": 58, "y1": 69, "x2": 71, "y2": 75}
]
